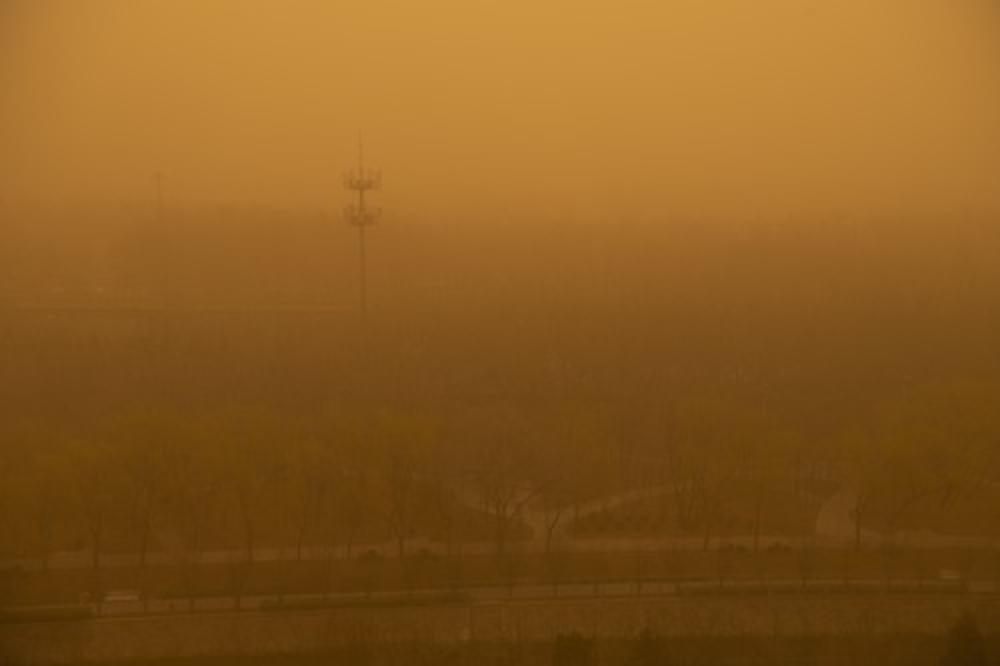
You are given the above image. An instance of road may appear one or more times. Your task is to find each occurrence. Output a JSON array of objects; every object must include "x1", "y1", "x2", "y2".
[{"x1": 16, "y1": 575, "x2": 989, "y2": 622}]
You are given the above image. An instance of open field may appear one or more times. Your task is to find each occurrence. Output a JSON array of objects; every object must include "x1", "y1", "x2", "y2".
[{"x1": 4, "y1": 590, "x2": 1000, "y2": 665}]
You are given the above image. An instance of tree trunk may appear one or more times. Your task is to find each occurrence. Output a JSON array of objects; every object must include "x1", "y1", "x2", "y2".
[
  {"x1": 495, "y1": 513, "x2": 508, "y2": 559},
  {"x1": 701, "y1": 503, "x2": 714, "y2": 551},
  {"x1": 139, "y1": 510, "x2": 152, "y2": 568},
  {"x1": 188, "y1": 550, "x2": 199, "y2": 612},
  {"x1": 233, "y1": 559, "x2": 245, "y2": 610},
  {"x1": 296, "y1": 520, "x2": 307, "y2": 562},
  {"x1": 186, "y1": 515, "x2": 202, "y2": 612},
  {"x1": 244, "y1": 520, "x2": 255, "y2": 564},
  {"x1": 326, "y1": 545, "x2": 337, "y2": 598},
  {"x1": 752, "y1": 484, "x2": 763, "y2": 553},
  {"x1": 854, "y1": 503, "x2": 863, "y2": 550},
  {"x1": 345, "y1": 527, "x2": 355, "y2": 560},
  {"x1": 544, "y1": 512, "x2": 562, "y2": 556},
  {"x1": 90, "y1": 523, "x2": 103, "y2": 571},
  {"x1": 39, "y1": 504, "x2": 54, "y2": 573}
]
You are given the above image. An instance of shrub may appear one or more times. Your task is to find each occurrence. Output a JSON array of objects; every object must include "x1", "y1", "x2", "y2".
[
  {"x1": 628, "y1": 627, "x2": 670, "y2": 666},
  {"x1": 553, "y1": 631, "x2": 593, "y2": 666},
  {"x1": 941, "y1": 612, "x2": 987, "y2": 666}
]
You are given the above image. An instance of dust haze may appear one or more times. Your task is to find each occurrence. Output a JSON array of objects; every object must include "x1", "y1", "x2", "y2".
[
  {"x1": 3, "y1": 0, "x2": 1000, "y2": 215},
  {"x1": 2, "y1": 2, "x2": 1000, "y2": 665}
]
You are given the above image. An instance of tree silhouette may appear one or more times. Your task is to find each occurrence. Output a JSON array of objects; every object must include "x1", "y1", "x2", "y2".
[
  {"x1": 942, "y1": 612, "x2": 987, "y2": 666},
  {"x1": 627, "y1": 627, "x2": 670, "y2": 666},
  {"x1": 553, "y1": 631, "x2": 593, "y2": 666}
]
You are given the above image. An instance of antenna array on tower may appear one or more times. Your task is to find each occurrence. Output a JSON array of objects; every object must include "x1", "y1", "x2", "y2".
[{"x1": 343, "y1": 138, "x2": 381, "y2": 228}]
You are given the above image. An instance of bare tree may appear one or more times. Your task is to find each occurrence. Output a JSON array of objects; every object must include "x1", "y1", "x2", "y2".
[
  {"x1": 475, "y1": 448, "x2": 538, "y2": 561},
  {"x1": 371, "y1": 410, "x2": 434, "y2": 560},
  {"x1": 169, "y1": 430, "x2": 221, "y2": 611},
  {"x1": 381, "y1": 447, "x2": 420, "y2": 559},
  {"x1": 286, "y1": 437, "x2": 329, "y2": 562},
  {"x1": 668, "y1": 398, "x2": 744, "y2": 550},
  {"x1": 337, "y1": 468, "x2": 367, "y2": 560},
  {"x1": 538, "y1": 488, "x2": 569, "y2": 557},
  {"x1": 25, "y1": 453, "x2": 68, "y2": 571},
  {"x1": 112, "y1": 410, "x2": 181, "y2": 612},
  {"x1": 426, "y1": 475, "x2": 460, "y2": 558},
  {"x1": 67, "y1": 439, "x2": 117, "y2": 573},
  {"x1": 205, "y1": 408, "x2": 284, "y2": 610},
  {"x1": 64, "y1": 439, "x2": 118, "y2": 610}
]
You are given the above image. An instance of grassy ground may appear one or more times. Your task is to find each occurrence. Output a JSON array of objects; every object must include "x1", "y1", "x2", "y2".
[{"x1": 19, "y1": 635, "x2": 997, "y2": 666}]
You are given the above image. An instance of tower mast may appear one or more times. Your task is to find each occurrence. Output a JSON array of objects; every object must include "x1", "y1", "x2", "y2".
[{"x1": 343, "y1": 134, "x2": 381, "y2": 315}]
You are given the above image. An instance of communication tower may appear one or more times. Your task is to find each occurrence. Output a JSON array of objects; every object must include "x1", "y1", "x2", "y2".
[{"x1": 343, "y1": 136, "x2": 381, "y2": 314}]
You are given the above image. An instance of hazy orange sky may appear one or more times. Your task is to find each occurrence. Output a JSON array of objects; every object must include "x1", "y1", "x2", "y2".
[{"x1": 2, "y1": 0, "x2": 999, "y2": 220}]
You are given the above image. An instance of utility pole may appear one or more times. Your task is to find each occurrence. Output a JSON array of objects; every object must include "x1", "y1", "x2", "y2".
[
  {"x1": 343, "y1": 135, "x2": 381, "y2": 315},
  {"x1": 151, "y1": 171, "x2": 169, "y2": 305},
  {"x1": 154, "y1": 172, "x2": 164, "y2": 225}
]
